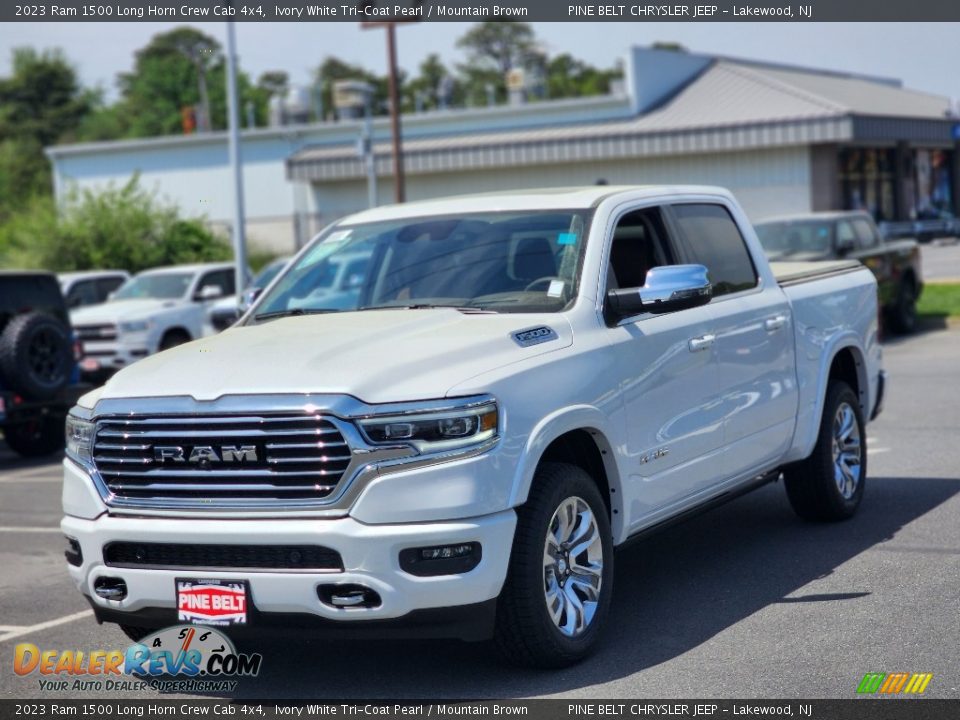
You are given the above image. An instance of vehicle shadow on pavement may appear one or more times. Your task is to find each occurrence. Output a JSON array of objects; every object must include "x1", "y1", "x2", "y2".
[{"x1": 183, "y1": 475, "x2": 959, "y2": 699}]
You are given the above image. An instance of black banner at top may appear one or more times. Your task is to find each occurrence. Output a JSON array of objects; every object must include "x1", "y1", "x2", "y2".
[{"x1": 3, "y1": 0, "x2": 960, "y2": 22}]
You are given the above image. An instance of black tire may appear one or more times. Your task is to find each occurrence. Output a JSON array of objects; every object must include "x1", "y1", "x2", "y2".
[
  {"x1": 495, "y1": 462, "x2": 614, "y2": 668},
  {"x1": 784, "y1": 381, "x2": 866, "y2": 522},
  {"x1": 887, "y1": 278, "x2": 917, "y2": 334},
  {"x1": 159, "y1": 330, "x2": 190, "y2": 351},
  {"x1": 2, "y1": 416, "x2": 66, "y2": 457},
  {"x1": 0, "y1": 312, "x2": 72, "y2": 400},
  {"x1": 119, "y1": 625, "x2": 153, "y2": 643}
]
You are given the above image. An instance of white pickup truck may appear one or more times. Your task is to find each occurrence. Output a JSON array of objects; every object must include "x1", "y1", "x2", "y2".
[
  {"x1": 70, "y1": 263, "x2": 238, "y2": 381},
  {"x1": 62, "y1": 187, "x2": 884, "y2": 668}
]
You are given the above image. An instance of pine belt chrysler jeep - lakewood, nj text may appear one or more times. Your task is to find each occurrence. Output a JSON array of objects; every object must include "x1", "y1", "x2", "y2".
[{"x1": 63, "y1": 186, "x2": 885, "y2": 667}]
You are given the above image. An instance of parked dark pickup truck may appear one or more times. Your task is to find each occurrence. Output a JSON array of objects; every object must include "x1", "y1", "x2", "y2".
[
  {"x1": 1, "y1": 272, "x2": 88, "y2": 457},
  {"x1": 755, "y1": 211, "x2": 923, "y2": 333}
]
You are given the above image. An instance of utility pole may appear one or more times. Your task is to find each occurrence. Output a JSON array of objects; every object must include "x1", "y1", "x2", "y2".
[
  {"x1": 225, "y1": 19, "x2": 247, "y2": 296},
  {"x1": 361, "y1": 21, "x2": 413, "y2": 204}
]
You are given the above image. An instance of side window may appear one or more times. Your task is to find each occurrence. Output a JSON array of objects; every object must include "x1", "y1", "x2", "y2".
[
  {"x1": 837, "y1": 221, "x2": 857, "y2": 249},
  {"x1": 66, "y1": 280, "x2": 97, "y2": 308},
  {"x1": 852, "y1": 219, "x2": 879, "y2": 249},
  {"x1": 198, "y1": 269, "x2": 235, "y2": 297},
  {"x1": 606, "y1": 207, "x2": 674, "y2": 292},
  {"x1": 671, "y1": 204, "x2": 758, "y2": 297},
  {"x1": 96, "y1": 276, "x2": 125, "y2": 302}
]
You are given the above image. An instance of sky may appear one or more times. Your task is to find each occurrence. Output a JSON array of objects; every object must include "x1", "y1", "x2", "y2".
[{"x1": 1, "y1": 22, "x2": 958, "y2": 104}]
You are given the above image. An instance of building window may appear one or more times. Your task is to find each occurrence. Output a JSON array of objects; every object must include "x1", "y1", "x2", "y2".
[{"x1": 839, "y1": 148, "x2": 896, "y2": 221}]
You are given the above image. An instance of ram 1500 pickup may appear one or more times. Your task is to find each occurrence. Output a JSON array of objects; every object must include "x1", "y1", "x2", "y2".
[{"x1": 63, "y1": 186, "x2": 885, "y2": 668}]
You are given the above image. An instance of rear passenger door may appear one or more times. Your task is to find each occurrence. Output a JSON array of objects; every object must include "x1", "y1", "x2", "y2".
[{"x1": 668, "y1": 203, "x2": 798, "y2": 481}]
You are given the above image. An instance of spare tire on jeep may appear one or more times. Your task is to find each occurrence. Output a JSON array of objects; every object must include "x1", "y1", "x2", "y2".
[{"x1": 0, "y1": 311, "x2": 73, "y2": 400}]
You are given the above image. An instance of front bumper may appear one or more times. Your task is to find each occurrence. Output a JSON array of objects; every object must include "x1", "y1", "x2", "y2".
[
  {"x1": 78, "y1": 338, "x2": 151, "y2": 378},
  {"x1": 61, "y1": 508, "x2": 516, "y2": 637}
]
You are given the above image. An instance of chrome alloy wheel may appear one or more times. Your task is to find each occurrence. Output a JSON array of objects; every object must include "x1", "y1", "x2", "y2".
[
  {"x1": 832, "y1": 401, "x2": 862, "y2": 499},
  {"x1": 543, "y1": 496, "x2": 604, "y2": 637}
]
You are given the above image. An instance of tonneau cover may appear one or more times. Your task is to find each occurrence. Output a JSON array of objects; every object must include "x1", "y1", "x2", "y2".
[{"x1": 770, "y1": 259, "x2": 864, "y2": 286}]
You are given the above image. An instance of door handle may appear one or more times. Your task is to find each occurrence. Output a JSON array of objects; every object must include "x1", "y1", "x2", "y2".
[
  {"x1": 688, "y1": 334, "x2": 715, "y2": 352},
  {"x1": 764, "y1": 315, "x2": 788, "y2": 331}
]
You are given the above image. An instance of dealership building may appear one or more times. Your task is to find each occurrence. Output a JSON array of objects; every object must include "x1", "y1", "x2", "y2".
[{"x1": 46, "y1": 46, "x2": 960, "y2": 253}]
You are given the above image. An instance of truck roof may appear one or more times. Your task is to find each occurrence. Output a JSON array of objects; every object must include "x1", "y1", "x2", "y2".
[
  {"x1": 134, "y1": 262, "x2": 235, "y2": 276},
  {"x1": 340, "y1": 185, "x2": 734, "y2": 226},
  {"x1": 755, "y1": 210, "x2": 873, "y2": 225}
]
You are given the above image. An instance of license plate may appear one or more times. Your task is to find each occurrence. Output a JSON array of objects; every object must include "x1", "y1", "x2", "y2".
[
  {"x1": 80, "y1": 357, "x2": 100, "y2": 372},
  {"x1": 176, "y1": 579, "x2": 248, "y2": 626}
]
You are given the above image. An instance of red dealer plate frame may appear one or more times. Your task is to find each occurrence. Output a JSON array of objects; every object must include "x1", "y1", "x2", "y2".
[{"x1": 176, "y1": 578, "x2": 248, "y2": 626}]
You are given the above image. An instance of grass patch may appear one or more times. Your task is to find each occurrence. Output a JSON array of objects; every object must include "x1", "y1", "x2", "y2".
[{"x1": 917, "y1": 283, "x2": 960, "y2": 318}]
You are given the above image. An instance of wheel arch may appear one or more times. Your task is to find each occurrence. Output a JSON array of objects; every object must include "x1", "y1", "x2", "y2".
[
  {"x1": 786, "y1": 338, "x2": 870, "y2": 464},
  {"x1": 510, "y1": 407, "x2": 624, "y2": 541}
]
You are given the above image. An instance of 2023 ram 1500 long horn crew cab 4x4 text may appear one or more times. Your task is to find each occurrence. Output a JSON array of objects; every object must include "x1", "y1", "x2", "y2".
[{"x1": 63, "y1": 186, "x2": 885, "y2": 667}]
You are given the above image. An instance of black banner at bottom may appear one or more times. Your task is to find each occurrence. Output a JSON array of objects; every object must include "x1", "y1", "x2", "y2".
[{"x1": 0, "y1": 700, "x2": 958, "y2": 720}]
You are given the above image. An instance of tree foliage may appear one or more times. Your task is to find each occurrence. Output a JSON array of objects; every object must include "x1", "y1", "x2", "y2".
[
  {"x1": 0, "y1": 48, "x2": 90, "y2": 221},
  {"x1": 0, "y1": 178, "x2": 230, "y2": 272}
]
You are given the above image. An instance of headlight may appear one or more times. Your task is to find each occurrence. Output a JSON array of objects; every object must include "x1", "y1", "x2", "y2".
[
  {"x1": 119, "y1": 320, "x2": 151, "y2": 333},
  {"x1": 65, "y1": 414, "x2": 95, "y2": 463},
  {"x1": 358, "y1": 401, "x2": 498, "y2": 453}
]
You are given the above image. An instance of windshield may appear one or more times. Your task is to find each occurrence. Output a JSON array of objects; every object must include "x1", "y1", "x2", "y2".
[
  {"x1": 113, "y1": 272, "x2": 193, "y2": 300},
  {"x1": 251, "y1": 210, "x2": 592, "y2": 320},
  {"x1": 755, "y1": 220, "x2": 833, "y2": 259}
]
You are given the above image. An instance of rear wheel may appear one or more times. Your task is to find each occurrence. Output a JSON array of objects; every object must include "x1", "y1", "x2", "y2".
[
  {"x1": 784, "y1": 381, "x2": 866, "y2": 521},
  {"x1": 2, "y1": 416, "x2": 65, "y2": 457},
  {"x1": 495, "y1": 463, "x2": 613, "y2": 668},
  {"x1": 887, "y1": 278, "x2": 917, "y2": 334}
]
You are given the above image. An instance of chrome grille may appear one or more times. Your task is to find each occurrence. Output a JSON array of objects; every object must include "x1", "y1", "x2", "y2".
[
  {"x1": 75, "y1": 323, "x2": 117, "y2": 341},
  {"x1": 92, "y1": 414, "x2": 353, "y2": 507}
]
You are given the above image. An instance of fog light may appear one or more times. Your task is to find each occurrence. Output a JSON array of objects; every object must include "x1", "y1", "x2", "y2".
[
  {"x1": 93, "y1": 577, "x2": 127, "y2": 601},
  {"x1": 399, "y1": 542, "x2": 481, "y2": 577}
]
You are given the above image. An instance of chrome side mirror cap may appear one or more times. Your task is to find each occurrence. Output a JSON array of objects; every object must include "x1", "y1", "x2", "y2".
[{"x1": 606, "y1": 264, "x2": 712, "y2": 320}]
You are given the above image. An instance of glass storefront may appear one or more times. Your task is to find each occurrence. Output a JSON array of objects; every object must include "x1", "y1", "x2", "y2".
[{"x1": 839, "y1": 147, "x2": 954, "y2": 221}]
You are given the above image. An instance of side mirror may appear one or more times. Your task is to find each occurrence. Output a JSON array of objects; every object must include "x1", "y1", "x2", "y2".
[
  {"x1": 606, "y1": 264, "x2": 712, "y2": 321},
  {"x1": 238, "y1": 287, "x2": 263, "y2": 314},
  {"x1": 195, "y1": 285, "x2": 223, "y2": 301}
]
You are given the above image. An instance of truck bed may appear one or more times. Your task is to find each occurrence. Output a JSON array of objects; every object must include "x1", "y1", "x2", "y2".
[{"x1": 770, "y1": 259, "x2": 864, "y2": 286}]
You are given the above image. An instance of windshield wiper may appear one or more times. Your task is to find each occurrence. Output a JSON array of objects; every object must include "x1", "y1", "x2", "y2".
[
  {"x1": 253, "y1": 308, "x2": 338, "y2": 322},
  {"x1": 358, "y1": 303, "x2": 473, "y2": 311}
]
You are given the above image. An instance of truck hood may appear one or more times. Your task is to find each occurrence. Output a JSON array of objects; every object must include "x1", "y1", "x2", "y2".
[
  {"x1": 70, "y1": 299, "x2": 182, "y2": 325},
  {"x1": 99, "y1": 309, "x2": 573, "y2": 404}
]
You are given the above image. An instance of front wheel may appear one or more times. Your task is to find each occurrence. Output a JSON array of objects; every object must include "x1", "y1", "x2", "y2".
[
  {"x1": 784, "y1": 381, "x2": 866, "y2": 521},
  {"x1": 495, "y1": 463, "x2": 614, "y2": 668}
]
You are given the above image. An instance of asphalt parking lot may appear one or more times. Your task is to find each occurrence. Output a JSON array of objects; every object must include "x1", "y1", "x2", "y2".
[{"x1": 1, "y1": 328, "x2": 958, "y2": 701}]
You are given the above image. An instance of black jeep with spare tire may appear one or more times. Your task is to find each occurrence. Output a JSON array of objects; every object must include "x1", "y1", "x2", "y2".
[{"x1": 0, "y1": 272, "x2": 88, "y2": 458}]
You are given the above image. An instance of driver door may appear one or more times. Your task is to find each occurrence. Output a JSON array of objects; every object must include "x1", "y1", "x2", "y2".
[{"x1": 604, "y1": 205, "x2": 726, "y2": 531}]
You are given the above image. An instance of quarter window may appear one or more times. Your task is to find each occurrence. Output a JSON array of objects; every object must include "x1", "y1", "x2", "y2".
[{"x1": 672, "y1": 204, "x2": 758, "y2": 297}]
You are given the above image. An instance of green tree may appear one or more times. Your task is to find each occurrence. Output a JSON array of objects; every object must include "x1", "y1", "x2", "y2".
[
  {"x1": 116, "y1": 26, "x2": 259, "y2": 137},
  {"x1": 0, "y1": 47, "x2": 90, "y2": 220},
  {"x1": 0, "y1": 177, "x2": 230, "y2": 272},
  {"x1": 545, "y1": 54, "x2": 619, "y2": 99},
  {"x1": 403, "y1": 54, "x2": 461, "y2": 112},
  {"x1": 455, "y1": 21, "x2": 536, "y2": 75}
]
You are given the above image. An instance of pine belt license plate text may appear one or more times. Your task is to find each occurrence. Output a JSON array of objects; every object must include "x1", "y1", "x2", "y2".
[{"x1": 176, "y1": 579, "x2": 248, "y2": 626}]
